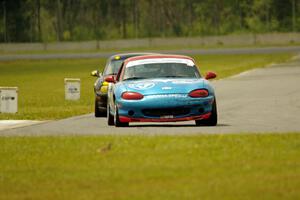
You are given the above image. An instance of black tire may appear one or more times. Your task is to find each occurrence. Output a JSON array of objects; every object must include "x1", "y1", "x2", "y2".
[
  {"x1": 195, "y1": 99, "x2": 217, "y2": 126},
  {"x1": 114, "y1": 105, "x2": 129, "y2": 127},
  {"x1": 107, "y1": 103, "x2": 114, "y2": 126},
  {"x1": 95, "y1": 99, "x2": 106, "y2": 117}
]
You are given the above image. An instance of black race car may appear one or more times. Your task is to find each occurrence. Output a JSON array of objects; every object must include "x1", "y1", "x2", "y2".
[{"x1": 91, "y1": 53, "x2": 155, "y2": 117}]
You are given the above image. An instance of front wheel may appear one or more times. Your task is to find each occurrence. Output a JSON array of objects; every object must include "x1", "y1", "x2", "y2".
[
  {"x1": 107, "y1": 103, "x2": 114, "y2": 126},
  {"x1": 195, "y1": 99, "x2": 217, "y2": 126},
  {"x1": 95, "y1": 99, "x2": 106, "y2": 117},
  {"x1": 114, "y1": 104, "x2": 129, "y2": 127}
]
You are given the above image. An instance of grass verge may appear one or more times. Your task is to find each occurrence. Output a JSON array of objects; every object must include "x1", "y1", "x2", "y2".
[
  {"x1": 0, "y1": 53, "x2": 293, "y2": 120},
  {"x1": 0, "y1": 133, "x2": 299, "y2": 200}
]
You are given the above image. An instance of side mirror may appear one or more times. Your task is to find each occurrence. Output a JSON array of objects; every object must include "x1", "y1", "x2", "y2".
[
  {"x1": 105, "y1": 75, "x2": 116, "y2": 83},
  {"x1": 91, "y1": 70, "x2": 101, "y2": 77},
  {"x1": 205, "y1": 71, "x2": 217, "y2": 80}
]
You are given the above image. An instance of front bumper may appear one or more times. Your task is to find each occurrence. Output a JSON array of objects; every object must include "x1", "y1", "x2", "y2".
[
  {"x1": 119, "y1": 112, "x2": 211, "y2": 123},
  {"x1": 116, "y1": 94, "x2": 214, "y2": 122}
]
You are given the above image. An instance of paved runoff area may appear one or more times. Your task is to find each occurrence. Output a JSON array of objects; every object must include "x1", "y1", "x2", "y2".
[
  {"x1": 1, "y1": 56, "x2": 300, "y2": 136},
  {"x1": 0, "y1": 120, "x2": 45, "y2": 131}
]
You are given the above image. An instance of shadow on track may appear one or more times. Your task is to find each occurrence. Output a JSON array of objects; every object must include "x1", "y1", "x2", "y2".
[{"x1": 127, "y1": 123, "x2": 230, "y2": 128}]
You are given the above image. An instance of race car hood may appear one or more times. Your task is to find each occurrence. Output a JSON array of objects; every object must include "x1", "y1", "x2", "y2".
[{"x1": 121, "y1": 78, "x2": 205, "y2": 95}]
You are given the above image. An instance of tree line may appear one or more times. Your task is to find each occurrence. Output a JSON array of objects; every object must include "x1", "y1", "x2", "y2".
[{"x1": 0, "y1": 0, "x2": 299, "y2": 43}]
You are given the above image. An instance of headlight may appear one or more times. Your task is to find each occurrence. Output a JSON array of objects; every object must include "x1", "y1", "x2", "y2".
[
  {"x1": 189, "y1": 89, "x2": 209, "y2": 98},
  {"x1": 121, "y1": 92, "x2": 144, "y2": 100},
  {"x1": 99, "y1": 81, "x2": 109, "y2": 93}
]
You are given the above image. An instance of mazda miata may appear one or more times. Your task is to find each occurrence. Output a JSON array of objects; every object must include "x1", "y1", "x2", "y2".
[{"x1": 105, "y1": 54, "x2": 217, "y2": 127}]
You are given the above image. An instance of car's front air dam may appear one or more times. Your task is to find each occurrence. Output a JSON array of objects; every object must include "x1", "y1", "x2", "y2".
[{"x1": 119, "y1": 112, "x2": 211, "y2": 123}]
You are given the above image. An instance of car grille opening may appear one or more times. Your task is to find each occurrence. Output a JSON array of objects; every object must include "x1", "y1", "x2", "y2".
[
  {"x1": 198, "y1": 108, "x2": 204, "y2": 114},
  {"x1": 142, "y1": 107, "x2": 190, "y2": 117},
  {"x1": 128, "y1": 110, "x2": 135, "y2": 116}
]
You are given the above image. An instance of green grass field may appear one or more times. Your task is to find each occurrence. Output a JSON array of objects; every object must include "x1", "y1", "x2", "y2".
[
  {"x1": 0, "y1": 53, "x2": 293, "y2": 120},
  {"x1": 0, "y1": 133, "x2": 299, "y2": 200}
]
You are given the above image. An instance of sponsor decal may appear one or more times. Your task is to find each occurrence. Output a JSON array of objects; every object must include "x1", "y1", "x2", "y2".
[
  {"x1": 1, "y1": 96, "x2": 15, "y2": 100},
  {"x1": 128, "y1": 82, "x2": 155, "y2": 90},
  {"x1": 160, "y1": 115, "x2": 174, "y2": 119},
  {"x1": 172, "y1": 80, "x2": 201, "y2": 84},
  {"x1": 68, "y1": 86, "x2": 79, "y2": 93},
  {"x1": 126, "y1": 58, "x2": 195, "y2": 68}
]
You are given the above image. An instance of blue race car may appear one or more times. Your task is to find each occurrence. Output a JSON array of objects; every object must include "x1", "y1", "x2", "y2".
[{"x1": 105, "y1": 54, "x2": 217, "y2": 127}]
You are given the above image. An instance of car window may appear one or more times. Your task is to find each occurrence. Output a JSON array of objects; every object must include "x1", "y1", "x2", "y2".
[
  {"x1": 103, "y1": 60, "x2": 124, "y2": 75},
  {"x1": 122, "y1": 63, "x2": 200, "y2": 80}
]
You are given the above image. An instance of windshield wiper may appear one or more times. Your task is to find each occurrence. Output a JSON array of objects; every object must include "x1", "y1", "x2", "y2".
[{"x1": 123, "y1": 77, "x2": 147, "y2": 81}]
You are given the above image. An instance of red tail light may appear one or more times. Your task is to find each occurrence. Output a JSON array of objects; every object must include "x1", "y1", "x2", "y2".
[
  {"x1": 189, "y1": 89, "x2": 209, "y2": 98},
  {"x1": 122, "y1": 92, "x2": 144, "y2": 100}
]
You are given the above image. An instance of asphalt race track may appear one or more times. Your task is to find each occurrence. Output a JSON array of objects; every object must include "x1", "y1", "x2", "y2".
[
  {"x1": 1, "y1": 46, "x2": 300, "y2": 61},
  {"x1": 1, "y1": 56, "x2": 300, "y2": 136}
]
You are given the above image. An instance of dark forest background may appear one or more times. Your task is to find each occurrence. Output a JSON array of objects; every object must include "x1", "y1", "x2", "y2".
[{"x1": 0, "y1": 0, "x2": 299, "y2": 43}]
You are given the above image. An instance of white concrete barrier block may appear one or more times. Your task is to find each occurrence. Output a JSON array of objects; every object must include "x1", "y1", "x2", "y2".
[
  {"x1": 64, "y1": 78, "x2": 80, "y2": 100},
  {"x1": 0, "y1": 87, "x2": 18, "y2": 113}
]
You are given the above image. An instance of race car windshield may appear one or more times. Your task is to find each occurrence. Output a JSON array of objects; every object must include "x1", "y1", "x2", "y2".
[
  {"x1": 103, "y1": 60, "x2": 123, "y2": 75},
  {"x1": 123, "y1": 63, "x2": 200, "y2": 80}
]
